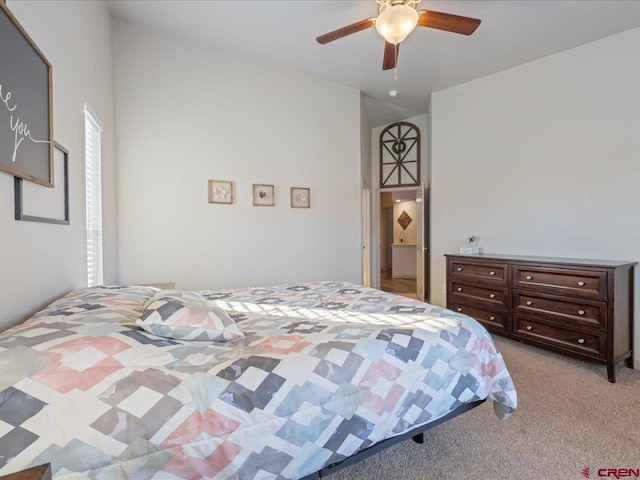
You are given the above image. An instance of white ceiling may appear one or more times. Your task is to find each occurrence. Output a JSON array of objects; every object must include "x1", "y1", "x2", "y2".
[{"x1": 107, "y1": 0, "x2": 640, "y2": 127}]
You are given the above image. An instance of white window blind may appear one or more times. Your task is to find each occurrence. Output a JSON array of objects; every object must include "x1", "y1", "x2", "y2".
[{"x1": 84, "y1": 104, "x2": 104, "y2": 287}]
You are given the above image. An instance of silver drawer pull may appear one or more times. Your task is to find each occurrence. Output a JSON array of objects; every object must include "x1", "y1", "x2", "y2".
[
  {"x1": 526, "y1": 300, "x2": 533, "y2": 306},
  {"x1": 489, "y1": 316, "x2": 496, "y2": 321},
  {"x1": 490, "y1": 271, "x2": 496, "y2": 276},
  {"x1": 526, "y1": 325, "x2": 532, "y2": 331},
  {"x1": 457, "y1": 267, "x2": 463, "y2": 272},
  {"x1": 489, "y1": 294, "x2": 496, "y2": 299},
  {"x1": 578, "y1": 309, "x2": 585, "y2": 316},
  {"x1": 526, "y1": 275, "x2": 533, "y2": 280},
  {"x1": 457, "y1": 287, "x2": 463, "y2": 292},
  {"x1": 577, "y1": 338, "x2": 585, "y2": 344},
  {"x1": 578, "y1": 281, "x2": 585, "y2": 286},
  {"x1": 457, "y1": 307, "x2": 463, "y2": 312}
]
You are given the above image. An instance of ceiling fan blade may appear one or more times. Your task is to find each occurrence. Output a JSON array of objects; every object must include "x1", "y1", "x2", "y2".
[
  {"x1": 417, "y1": 10, "x2": 481, "y2": 35},
  {"x1": 382, "y1": 42, "x2": 398, "y2": 70},
  {"x1": 316, "y1": 18, "x2": 375, "y2": 44}
]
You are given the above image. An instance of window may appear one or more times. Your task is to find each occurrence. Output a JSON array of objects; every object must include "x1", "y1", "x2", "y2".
[{"x1": 84, "y1": 104, "x2": 104, "y2": 287}]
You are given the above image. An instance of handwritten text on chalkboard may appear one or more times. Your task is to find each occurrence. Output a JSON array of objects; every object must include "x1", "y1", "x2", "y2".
[{"x1": 1, "y1": 82, "x2": 50, "y2": 165}]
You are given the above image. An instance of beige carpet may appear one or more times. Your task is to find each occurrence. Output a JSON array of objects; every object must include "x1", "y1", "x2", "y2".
[{"x1": 331, "y1": 337, "x2": 640, "y2": 480}]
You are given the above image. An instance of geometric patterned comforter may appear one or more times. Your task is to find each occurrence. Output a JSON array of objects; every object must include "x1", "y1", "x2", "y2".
[{"x1": 0, "y1": 282, "x2": 517, "y2": 479}]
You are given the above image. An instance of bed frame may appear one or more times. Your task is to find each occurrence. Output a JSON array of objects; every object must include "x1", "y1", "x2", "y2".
[
  {"x1": 2, "y1": 401, "x2": 485, "y2": 479},
  {"x1": 301, "y1": 398, "x2": 486, "y2": 479}
]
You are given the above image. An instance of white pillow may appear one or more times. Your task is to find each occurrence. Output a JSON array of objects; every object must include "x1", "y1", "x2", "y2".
[{"x1": 136, "y1": 290, "x2": 244, "y2": 341}]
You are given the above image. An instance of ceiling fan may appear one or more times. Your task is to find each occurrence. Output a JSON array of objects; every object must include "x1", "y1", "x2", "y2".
[{"x1": 316, "y1": 0, "x2": 481, "y2": 71}]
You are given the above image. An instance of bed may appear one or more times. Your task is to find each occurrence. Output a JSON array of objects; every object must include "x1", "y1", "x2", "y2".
[{"x1": 0, "y1": 282, "x2": 517, "y2": 479}]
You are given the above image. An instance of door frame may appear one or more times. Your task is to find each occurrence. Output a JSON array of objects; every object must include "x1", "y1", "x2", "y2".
[{"x1": 369, "y1": 185, "x2": 429, "y2": 301}]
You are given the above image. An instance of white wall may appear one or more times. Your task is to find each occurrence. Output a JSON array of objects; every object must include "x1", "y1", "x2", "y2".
[
  {"x1": 0, "y1": 0, "x2": 116, "y2": 331},
  {"x1": 430, "y1": 27, "x2": 640, "y2": 365},
  {"x1": 113, "y1": 19, "x2": 362, "y2": 290},
  {"x1": 360, "y1": 95, "x2": 373, "y2": 185}
]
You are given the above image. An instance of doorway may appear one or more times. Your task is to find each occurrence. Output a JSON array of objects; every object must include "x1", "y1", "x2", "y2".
[{"x1": 377, "y1": 186, "x2": 427, "y2": 301}]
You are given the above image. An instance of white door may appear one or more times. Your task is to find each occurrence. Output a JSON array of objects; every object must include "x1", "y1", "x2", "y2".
[
  {"x1": 361, "y1": 182, "x2": 371, "y2": 287},
  {"x1": 415, "y1": 183, "x2": 425, "y2": 301}
]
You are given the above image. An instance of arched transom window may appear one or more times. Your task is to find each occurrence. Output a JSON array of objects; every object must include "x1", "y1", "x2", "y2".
[{"x1": 380, "y1": 122, "x2": 420, "y2": 188}]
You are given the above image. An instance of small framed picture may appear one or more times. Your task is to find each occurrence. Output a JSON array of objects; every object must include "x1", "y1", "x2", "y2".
[
  {"x1": 291, "y1": 187, "x2": 310, "y2": 208},
  {"x1": 253, "y1": 184, "x2": 275, "y2": 206},
  {"x1": 208, "y1": 179, "x2": 233, "y2": 204}
]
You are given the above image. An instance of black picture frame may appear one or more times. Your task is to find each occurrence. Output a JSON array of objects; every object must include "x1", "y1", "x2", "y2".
[
  {"x1": 14, "y1": 141, "x2": 69, "y2": 225},
  {"x1": 0, "y1": 1, "x2": 54, "y2": 187}
]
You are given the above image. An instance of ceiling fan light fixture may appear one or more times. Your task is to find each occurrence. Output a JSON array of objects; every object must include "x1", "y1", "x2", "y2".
[{"x1": 375, "y1": 4, "x2": 419, "y2": 45}]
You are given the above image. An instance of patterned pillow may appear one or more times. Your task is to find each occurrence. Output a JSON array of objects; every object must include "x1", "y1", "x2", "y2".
[{"x1": 136, "y1": 290, "x2": 244, "y2": 341}]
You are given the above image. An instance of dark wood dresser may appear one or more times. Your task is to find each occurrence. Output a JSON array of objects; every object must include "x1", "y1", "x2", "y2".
[{"x1": 445, "y1": 253, "x2": 636, "y2": 382}]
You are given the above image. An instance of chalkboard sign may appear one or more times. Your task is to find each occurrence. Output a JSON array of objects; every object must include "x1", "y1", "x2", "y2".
[{"x1": 0, "y1": 2, "x2": 53, "y2": 187}]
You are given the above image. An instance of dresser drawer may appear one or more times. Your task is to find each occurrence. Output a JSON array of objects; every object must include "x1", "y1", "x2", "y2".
[
  {"x1": 449, "y1": 281, "x2": 508, "y2": 308},
  {"x1": 513, "y1": 291, "x2": 606, "y2": 330},
  {"x1": 448, "y1": 260, "x2": 508, "y2": 285},
  {"x1": 449, "y1": 301, "x2": 509, "y2": 334},
  {"x1": 513, "y1": 315, "x2": 606, "y2": 359},
  {"x1": 512, "y1": 265, "x2": 607, "y2": 300}
]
